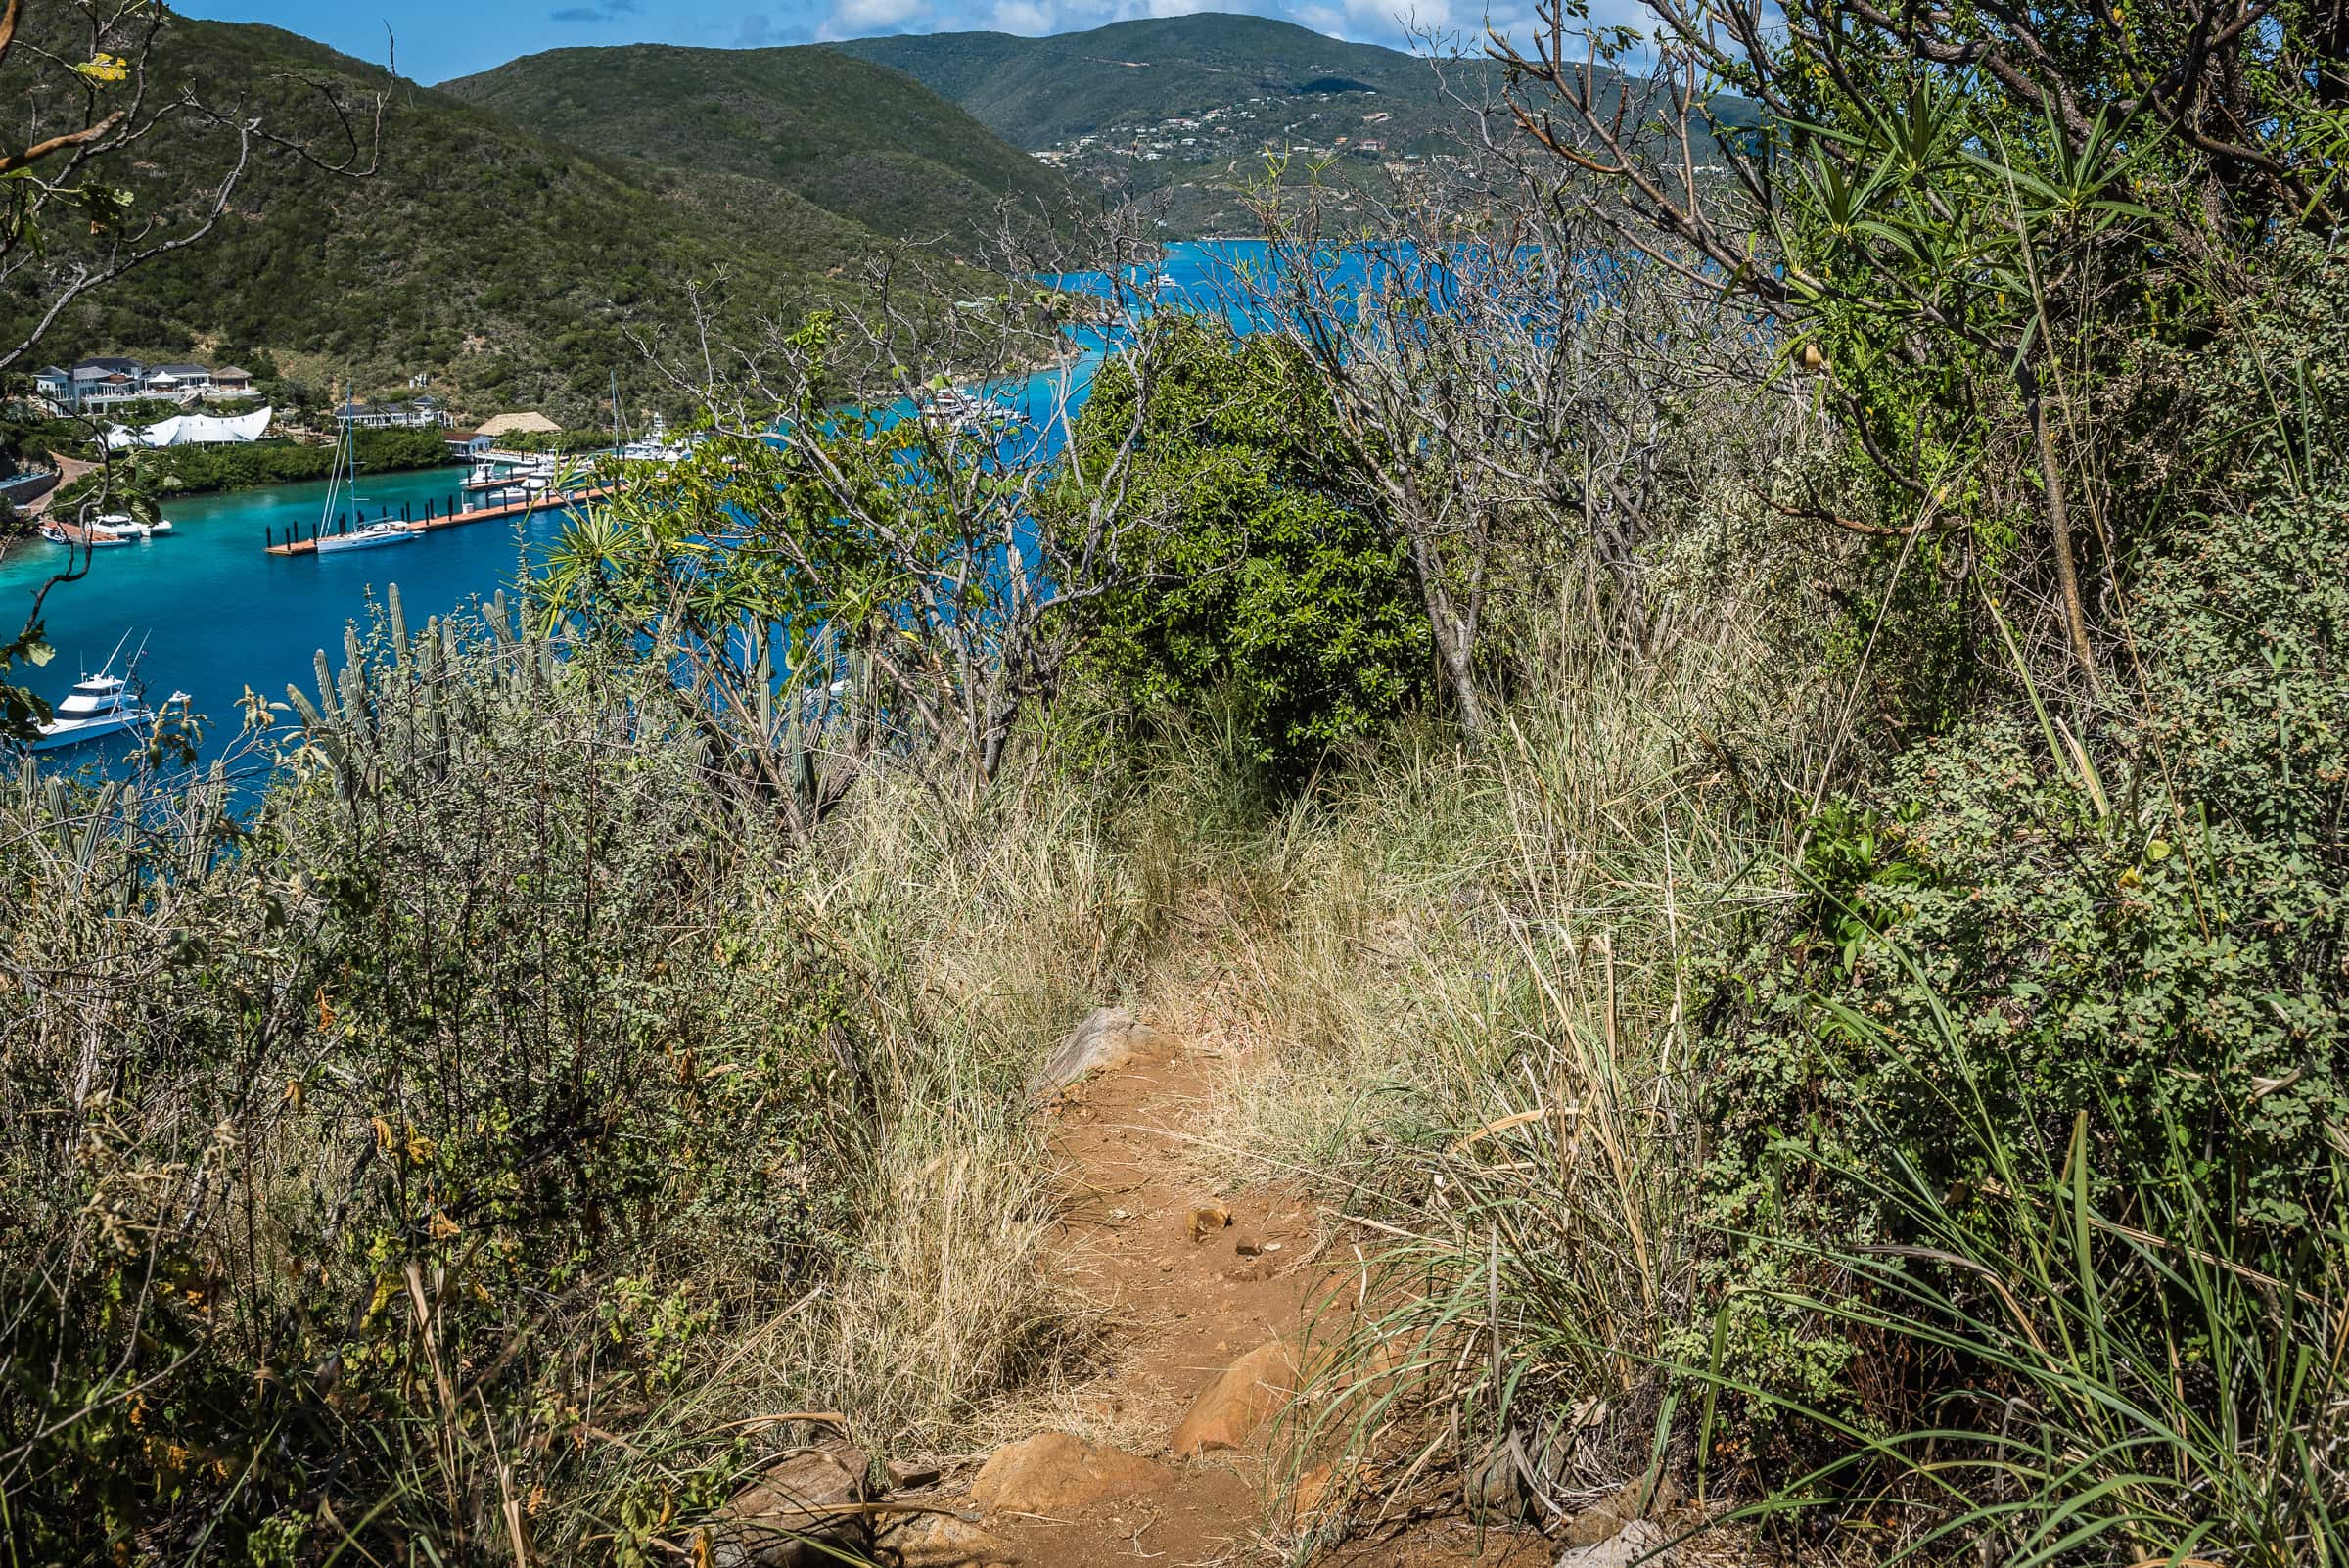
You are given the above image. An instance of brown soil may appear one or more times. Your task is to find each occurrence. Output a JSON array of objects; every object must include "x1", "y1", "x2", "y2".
[{"x1": 933, "y1": 1029, "x2": 1553, "y2": 1568}]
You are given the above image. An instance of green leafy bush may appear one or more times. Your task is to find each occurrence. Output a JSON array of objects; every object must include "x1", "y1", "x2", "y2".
[
  {"x1": 1063, "y1": 319, "x2": 1428, "y2": 775},
  {"x1": 1697, "y1": 490, "x2": 2349, "y2": 1445}
]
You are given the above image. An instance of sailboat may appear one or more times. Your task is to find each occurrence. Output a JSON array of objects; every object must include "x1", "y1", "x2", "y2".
[{"x1": 313, "y1": 381, "x2": 418, "y2": 554}]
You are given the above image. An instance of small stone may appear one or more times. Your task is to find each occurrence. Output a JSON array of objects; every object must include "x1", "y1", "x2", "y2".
[
  {"x1": 1556, "y1": 1518, "x2": 1672, "y2": 1567},
  {"x1": 1464, "y1": 1441, "x2": 1529, "y2": 1525},
  {"x1": 969, "y1": 1431, "x2": 1173, "y2": 1517},
  {"x1": 1287, "y1": 1461, "x2": 1336, "y2": 1523},
  {"x1": 1027, "y1": 1007, "x2": 1165, "y2": 1099},
  {"x1": 1560, "y1": 1476, "x2": 1683, "y2": 1548},
  {"x1": 886, "y1": 1459, "x2": 942, "y2": 1491},
  {"x1": 1170, "y1": 1338, "x2": 1299, "y2": 1456},
  {"x1": 1233, "y1": 1235, "x2": 1265, "y2": 1257}
]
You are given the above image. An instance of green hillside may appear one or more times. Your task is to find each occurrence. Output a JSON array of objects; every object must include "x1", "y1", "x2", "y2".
[
  {"x1": 832, "y1": 14, "x2": 1493, "y2": 152},
  {"x1": 832, "y1": 15, "x2": 1750, "y2": 236},
  {"x1": 0, "y1": 19, "x2": 1016, "y2": 423},
  {"x1": 438, "y1": 44, "x2": 1075, "y2": 246}
]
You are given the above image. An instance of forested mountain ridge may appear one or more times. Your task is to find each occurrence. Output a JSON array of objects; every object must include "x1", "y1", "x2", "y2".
[
  {"x1": 830, "y1": 14, "x2": 1503, "y2": 152},
  {"x1": 831, "y1": 14, "x2": 1751, "y2": 235},
  {"x1": 437, "y1": 43, "x2": 1077, "y2": 246},
  {"x1": 1, "y1": 17, "x2": 1036, "y2": 422}
]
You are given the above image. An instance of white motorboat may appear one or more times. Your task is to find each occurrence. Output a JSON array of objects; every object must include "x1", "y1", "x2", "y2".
[
  {"x1": 467, "y1": 453, "x2": 558, "y2": 489},
  {"x1": 918, "y1": 387, "x2": 1027, "y2": 436},
  {"x1": 315, "y1": 518, "x2": 417, "y2": 553},
  {"x1": 30, "y1": 640, "x2": 186, "y2": 752},
  {"x1": 39, "y1": 520, "x2": 129, "y2": 547},
  {"x1": 89, "y1": 512, "x2": 172, "y2": 540},
  {"x1": 615, "y1": 412, "x2": 685, "y2": 463}
]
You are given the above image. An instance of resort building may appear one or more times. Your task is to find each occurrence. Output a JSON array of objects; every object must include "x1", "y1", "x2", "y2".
[
  {"x1": 32, "y1": 357, "x2": 263, "y2": 411},
  {"x1": 473, "y1": 411, "x2": 562, "y2": 440},
  {"x1": 335, "y1": 394, "x2": 455, "y2": 430}
]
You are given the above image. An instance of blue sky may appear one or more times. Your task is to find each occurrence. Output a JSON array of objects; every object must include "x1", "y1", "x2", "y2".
[{"x1": 175, "y1": 0, "x2": 1622, "y2": 88}]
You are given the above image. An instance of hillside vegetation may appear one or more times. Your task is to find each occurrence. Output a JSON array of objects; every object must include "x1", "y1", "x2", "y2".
[
  {"x1": 833, "y1": 15, "x2": 1488, "y2": 151},
  {"x1": 439, "y1": 43, "x2": 1076, "y2": 246},
  {"x1": 831, "y1": 15, "x2": 1744, "y2": 235},
  {"x1": 0, "y1": 17, "x2": 1028, "y2": 422}
]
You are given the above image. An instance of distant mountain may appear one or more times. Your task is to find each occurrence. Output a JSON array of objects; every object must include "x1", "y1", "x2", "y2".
[
  {"x1": 1, "y1": 19, "x2": 1037, "y2": 424},
  {"x1": 833, "y1": 14, "x2": 1752, "y2": 237},
  {"x1": 831, "y1": 15, "x2": 1497, "y2": 153},
  {"x1": 438, "y1": 44, "x2": 1075, "y2": 246}
]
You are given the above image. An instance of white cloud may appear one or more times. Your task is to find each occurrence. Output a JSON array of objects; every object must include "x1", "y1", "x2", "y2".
[
  {"x1": 987, "y1": 0, "x2": 1057, "y2": 30},
  {"x1": 822, "y1": 0, "x2": 928, "y2": 37}
]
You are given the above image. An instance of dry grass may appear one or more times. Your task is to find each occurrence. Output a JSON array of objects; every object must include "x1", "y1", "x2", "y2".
[{"x1": 671, "y1": 575, "x2": 1834, "y2": 1504}]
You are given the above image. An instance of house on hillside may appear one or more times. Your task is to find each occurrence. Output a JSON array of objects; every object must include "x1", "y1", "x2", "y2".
[
  {"x1": 336, "y1": 394, "x2": 454, "y2": 430},
  {"x1": 42, "y1": 358, "x2": 149, "y2": 412},
  {"x1": 144, "y1": 364, "x2": 213, "y2": 396},
  {"x1": 209, "y1": 367, "x2": 256, "y2": 398}
]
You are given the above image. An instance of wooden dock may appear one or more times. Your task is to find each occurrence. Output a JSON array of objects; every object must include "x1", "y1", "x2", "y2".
[{"x1": 264, "y1": 483, "x2": 619, "y2": 556}]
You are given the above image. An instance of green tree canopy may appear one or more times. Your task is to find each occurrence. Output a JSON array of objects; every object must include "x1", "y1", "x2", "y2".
[{"x1": 1062, "y1": 318, "x2": 1428, "y2": 776}]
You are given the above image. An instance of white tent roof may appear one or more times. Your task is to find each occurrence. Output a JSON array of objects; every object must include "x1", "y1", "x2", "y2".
[{"x1": 104, "y1": 405, "x2": 273, "y2": 449}]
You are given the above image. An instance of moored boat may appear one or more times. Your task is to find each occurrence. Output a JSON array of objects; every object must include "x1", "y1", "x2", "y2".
[
  {"x1": 89, "y1": 512, "x2": 172, "y2": 541},
  {"x1": 29, "y1": 639, "x2": 186, "y2": 752},
  {"x1": 40, "y1": 520, "x2": 130, "y2": 547},
  {"x1": 304, "y1": 377, "x2": 416, "y2": 554},
  {"x1": 314, "y1": 518, "x2": 418, "y2": 553},
  {"x1": 918, "y1": 386, "x2": 1028, "y2": 435}
]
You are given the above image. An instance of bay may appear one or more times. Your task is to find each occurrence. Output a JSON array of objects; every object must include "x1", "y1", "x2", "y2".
[{"x1": 1, "y1": 240, "x2": 1274, "y2": 775}]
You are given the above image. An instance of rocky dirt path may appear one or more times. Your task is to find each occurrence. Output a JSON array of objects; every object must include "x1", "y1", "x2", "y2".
[{"x1": 873, "y1": 1015, "x2": 1555, "y2": 1568}]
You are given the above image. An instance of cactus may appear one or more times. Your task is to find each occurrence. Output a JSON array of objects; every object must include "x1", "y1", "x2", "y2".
[{"x1": 387, "y1": 583, "x2": 410, "y2": 665}]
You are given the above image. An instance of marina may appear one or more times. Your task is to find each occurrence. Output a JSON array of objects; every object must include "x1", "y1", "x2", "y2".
[
  {"x1": 261, "y1": 479, "x2": 621, "y2": 555},
  {"x1": 5, "y1": 244, "x2": 1263, "y2": 773}
]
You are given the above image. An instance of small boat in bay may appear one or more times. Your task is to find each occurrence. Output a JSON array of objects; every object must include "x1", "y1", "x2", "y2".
[
  {"x1": 89, "y1": 512, "x2": 174, "y2": 540},
  {"x1": 307, "y1": 376, "x2": 417, "y2": 555},
  {"x1": 918, "y1": 386, "x2": 1027, "y2": 435},
  {"x1": 30, "y1": 637, "x2": 188, "y2": 752},
  {"x1": 314, "y1": 517, "x2": 418, "y2": 553},
  {"x1": 39, "y1": 520, "x2": 130, "y2": 547}
]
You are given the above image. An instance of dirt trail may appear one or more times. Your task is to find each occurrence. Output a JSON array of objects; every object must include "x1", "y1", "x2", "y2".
[{"x1": 893, "y1": 1028, "x2": 1551, "y2": 1568}]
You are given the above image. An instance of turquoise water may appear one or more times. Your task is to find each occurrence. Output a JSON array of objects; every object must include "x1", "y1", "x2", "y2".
[
  {"x1": 3, "y1": 241, "x2": 1277, "y2": 775},
  {"x1": 2, "y1": 466, "x2": 581, "y2": 771}
]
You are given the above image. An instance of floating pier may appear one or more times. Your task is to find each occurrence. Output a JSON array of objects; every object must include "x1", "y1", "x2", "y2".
[{"x1": 263, "y1": 483, "x2": 619, "y2": 556}]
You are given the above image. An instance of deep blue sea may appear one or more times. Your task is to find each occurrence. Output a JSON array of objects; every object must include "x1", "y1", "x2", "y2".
[{"x1": 3, "y1": 242, "x2": 1281, "y2": 775}]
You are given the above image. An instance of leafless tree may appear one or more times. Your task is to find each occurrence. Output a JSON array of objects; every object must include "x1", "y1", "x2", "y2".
[
  {"x1": 1217, "y1": 98, "x2": 1792, "y2": 735},
  {"x1": 0, "y1": 0, "x2": 382, "y2": 739}
]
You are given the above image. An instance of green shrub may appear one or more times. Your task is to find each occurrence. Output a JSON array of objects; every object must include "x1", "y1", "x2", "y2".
[
  {"x1": 1061, "y1": 318, "x2": 1428, "y2": 776},
  {"x1": 1697, "y1": 491, "x2": 2349, "y2": 1447},
  {"x1": 0, "y1": 601, "x2": 872, "y2": 1563}
]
